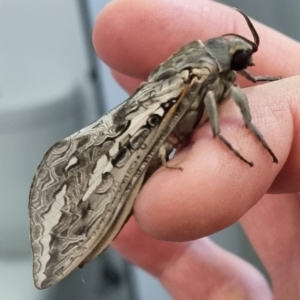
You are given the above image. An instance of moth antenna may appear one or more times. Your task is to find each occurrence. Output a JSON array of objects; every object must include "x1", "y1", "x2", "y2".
[
  {"x1": 222, "y1": 8, "x2": 259, "y2": 52},
  {"x1": 233, "y1": 8, "x2": 260, "y2": 47}
]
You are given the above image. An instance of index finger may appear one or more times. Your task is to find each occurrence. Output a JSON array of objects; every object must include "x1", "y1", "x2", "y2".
[{"x1": 93, "y1": 0, "x2": 300, "y2": 82}]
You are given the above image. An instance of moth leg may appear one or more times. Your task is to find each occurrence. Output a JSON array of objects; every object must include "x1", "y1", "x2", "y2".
[
  {"x1": 166, "y1": 133, "x2": 179, "y2": 146},
  {"x1": 238, "y1": 69, "x2": 281, "y2": 83},
  {"x1": 144, "y1": 138, "x2": 181, "y2": 182},
  {"x1": 159, "y1": 139, "x2": 183, "y2": 171},
  {"x1": 230, "y1": 86, "x2": 278, "y2": 163},
  {"x1": 204, "y1": 90, "x2": 254, "y2": 167}
]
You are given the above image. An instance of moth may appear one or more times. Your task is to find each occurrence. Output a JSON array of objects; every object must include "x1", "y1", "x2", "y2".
[{"x1": 29, "y1": 8, "x2": 279, "y2": 289}]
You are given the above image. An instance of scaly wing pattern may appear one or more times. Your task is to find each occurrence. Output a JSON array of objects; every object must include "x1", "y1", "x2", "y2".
[{"x1": 29, "y1": 72, "x2": 191, "y2": 289}]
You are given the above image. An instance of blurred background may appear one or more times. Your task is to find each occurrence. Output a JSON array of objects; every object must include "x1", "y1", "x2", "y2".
[{"x1": 0, "y1": 0, "x2": 299, "y2": 299}]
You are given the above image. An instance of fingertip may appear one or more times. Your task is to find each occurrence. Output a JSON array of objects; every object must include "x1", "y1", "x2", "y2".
[
  {"x1": 93, "y1": 0, "x2": 236, "y2": 78},
  {"x1": 111, "y1": 69, "x2": 144, "y2": 93},
  {"x1": 134, "y1": 81, "x2": 291, "y2": 241},
  {"x1": 93, "y1": 0, "x2": 300, "y2": 80}
]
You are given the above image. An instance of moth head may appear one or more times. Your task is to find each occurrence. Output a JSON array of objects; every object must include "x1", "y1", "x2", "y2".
[
  {"x1": 205, "y1": 8, "x2": 259, "y2": 72},
  {"x1": 223, "y1": 8, "x2": 259, "y2": 71}
]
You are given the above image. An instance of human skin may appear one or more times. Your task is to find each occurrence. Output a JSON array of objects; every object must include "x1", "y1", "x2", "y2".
[{"x1": 92, "y1": 0, "x2": 300, "y2": 299}]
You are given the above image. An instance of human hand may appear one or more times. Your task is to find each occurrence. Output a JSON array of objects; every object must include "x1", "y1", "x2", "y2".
[{"x1": 93, "y1": 0, "x2": 300, "y2": 299}]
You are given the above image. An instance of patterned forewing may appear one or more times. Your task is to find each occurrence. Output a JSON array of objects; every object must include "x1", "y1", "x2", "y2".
[{"x1": 29, "y1": 73, "x2": 187, "y2": 289}]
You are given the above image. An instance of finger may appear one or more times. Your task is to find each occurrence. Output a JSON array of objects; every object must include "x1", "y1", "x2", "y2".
[
  {"x1": 134, "y1": 76, "x2": 300, "y2": 241},
  {"x1": 237, "y1": 76, "x2": 300, "y2": 194},
  {"x1": 113, "y1": 218, "x2": 272, "y2": 300},
  {"x1": 93, "y1": 0, "x2": 300, "y2": 82},
  {"x1": 111, "y1": 69, "x2": 142, "y2": 93},
  {"x1": 241, "y1": 193, "x2": 300, "y2": 299}
]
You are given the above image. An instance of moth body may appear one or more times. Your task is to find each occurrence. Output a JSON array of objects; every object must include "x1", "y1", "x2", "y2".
[{"x1": 29, "y1": 9, "x2": 279, "y2": 289}]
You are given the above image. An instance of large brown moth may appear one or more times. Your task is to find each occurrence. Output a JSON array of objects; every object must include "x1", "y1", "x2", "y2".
[{"x1": 29, "y1": 8, "x2": 279, "y2": 289}]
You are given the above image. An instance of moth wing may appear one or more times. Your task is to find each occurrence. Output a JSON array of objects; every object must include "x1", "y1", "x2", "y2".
[{"x1": 29, "y1": 73, "x2": 191, "y2": 289}]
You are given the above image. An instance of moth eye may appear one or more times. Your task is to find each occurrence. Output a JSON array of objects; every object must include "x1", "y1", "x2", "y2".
[
  {"x1": 147, "y1": 114, "x2": 161, "y2": 127},
  {"x1": 231, "y1": 49, "x2": 251, "y2": 71}
]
